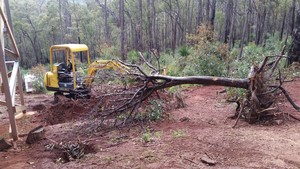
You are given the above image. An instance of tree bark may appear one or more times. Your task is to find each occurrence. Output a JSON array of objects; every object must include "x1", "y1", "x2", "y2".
[
  {"x1": 119, "y1": 0, "x2": 126, "y2": 60},
  {"x1": 238, "y1": 0, "x2": 251, "y2": 60},
  {"x1": 288, "y1": 9, "x2": 300, "y2": 64},
  {"x1": 289, "y1": 0, "x2": 296, "y2": 36},
  {"x1": 228, "y1": 0, "x2": 237, "y2": 49},
  {"x1": 209, "y1": 0, "x2": 216, "y2": 30},
  {"x1": 149, "y1": 75, "x2": 249, "y2": 90},
  {"x1": 137, "y1": 0, "x2": 143, "y2": 52},
  {"x1": 255, "y1": 1, "x2": 266, "y2": 45},
  {"x1": 146, "y1": 0, "x2": 153, "y2": 56},
  {"x1": 223, "y1": 0, "x2": 233, "y2": 43},
  {"x1": 104, "y1": 0, "x2": 110, "y2": 44},
  {"x1": 205, "y1": 0, "x2": 210, "y2": 23},
  {"x1": 125, "y1": 10, "x2": 137, "y2": 51},
  {"x1": 279, "y1": 0, "x2": 287, "y2": 41},
  {"x1": 196, "y1": 0, "x2": 203, "y2": 27},
  {"x1": 152, "y1": 0, "x2": 159, "y2": 52}
]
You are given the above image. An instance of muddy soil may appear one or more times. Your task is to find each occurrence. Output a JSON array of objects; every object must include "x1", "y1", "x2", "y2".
[{"x1": 1, "y1": 78, "x2": 300, "y2": 169}]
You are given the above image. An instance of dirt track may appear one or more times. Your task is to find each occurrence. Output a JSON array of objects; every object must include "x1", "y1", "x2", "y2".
[{"x1": 1, "y1": 79, "x2": 300, "y2": 169}]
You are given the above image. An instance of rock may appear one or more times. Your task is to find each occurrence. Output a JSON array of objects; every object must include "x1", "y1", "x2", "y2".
[
  {"x1": 27, "y1": 161, "x2": 35, "y2": 165},
  {"x1": 201, "y1": 155, "x2": 217, "y2": 166},
  {"x1": 26, "y1": 125, "x2": 45, "y2": 144},
  {"x1": 274, "y1": 119, "x2": 283, "y2": 125},
  {"x1": 0, "y1": 138, "x2": 12, "y2": 151},
  {"x1": 180, "y1": 117, "x2": 190, "y2": 122}
]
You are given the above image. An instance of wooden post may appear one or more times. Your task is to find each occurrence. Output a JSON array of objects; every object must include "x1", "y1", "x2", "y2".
[
  {"x1": 0, "y1": 1, "x2": 17, "y2": 140},
  {"x1": 0, "y1": 0, "x2": 25, "y2": 141}
]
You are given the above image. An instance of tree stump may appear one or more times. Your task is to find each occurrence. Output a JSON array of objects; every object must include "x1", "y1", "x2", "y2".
[
  {"x1": 26, "y1": 125, "x2": 45, "y2": 144},
  {"x1": 0, "y1": 138, "x2": 12, "y2": 151}
]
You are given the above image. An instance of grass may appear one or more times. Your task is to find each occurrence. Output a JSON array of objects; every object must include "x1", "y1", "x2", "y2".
[
  {"x1": 140, "y1": 128, "x2": 163, "y2": 143},
  {"x1": 172, "y1": 129, "x2": 186, "y2": 138}
]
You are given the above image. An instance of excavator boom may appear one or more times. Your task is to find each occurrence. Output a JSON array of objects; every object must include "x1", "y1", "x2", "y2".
[{"x1": 84, "y1": 59, "x2": 130, "y2": 88}]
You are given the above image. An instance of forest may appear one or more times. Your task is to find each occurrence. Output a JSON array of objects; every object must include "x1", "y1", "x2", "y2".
[{"x1": 10, "y1": 0, "x2": 299, "y2": 73}]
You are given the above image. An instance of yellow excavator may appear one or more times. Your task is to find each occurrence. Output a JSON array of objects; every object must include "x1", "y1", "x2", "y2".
[{"x1": 43, "y1": 44, "x2": 129, "y2": 100}]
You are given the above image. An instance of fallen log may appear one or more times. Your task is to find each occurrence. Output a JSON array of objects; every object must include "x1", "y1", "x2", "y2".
[{"x1": 90, "y1": 46, "x2": 300, "y2": 127}]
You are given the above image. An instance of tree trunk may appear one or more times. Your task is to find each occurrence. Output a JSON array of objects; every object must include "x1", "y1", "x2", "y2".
[
  {"x1": 137, "y1": 0, "x2": 143, "y2": 52},
  {"x1": 95, "y1": 0, "x2": 119, "y2": 25},
  {"x1": 279, "y1": 0, "x2": 287, "y2": 41},
  {"x1": 185, "y1": 0, "x2": 191, "y2": 36},
  {"x1": 125, "y1": 11, "x2": 137, "y2": 51},
  {"x1": 119, "y1": 0, "x2": 126, "y2": 60},
  {"x1": 223, "y1": 0, "x2": 233, "y2": 43},
  {"x1": 228, "y1": 0, "x2": 237, "y2": 49},
  {"x1": 210, "y1": 0, "x2": 216, "y2": 30},
  {"x1": 150, "y1": 75, "x2": 249, "y2": 89},
  {"x1": 262, "y1": 0, "x2": 272, "y2": 45},
  {"x1": 59, "y1": 0, "x2": 63, "y2": 44},
  {"x1": 62, "y1": 0, "x2": 71, "y2": 42},
  {"x1": 288, "y1": 9, "x2": 300, "y2": 64},
  {"x1": 205, "y1": 0, "x2": 210, "y2": 23},
  {"x1": 289, "y1": 0, "x2": 296, "y2": 36},
  {"x1": 146, "y1": 0, "x2": 153, "y2": 57},
  {"x1": 196, "y1": 0, "x2": 203, "y2": 27},
  {"x1": 189, "y1": 0, "x2": 195, "y2": 33},
  {"x1": 175, "y1": 0, "x2": 183, "y2": 46},
  {"x1": 255, "y1": 1, "x2": 266, "y2": 45},
  {"x1": 104, "y1": 0, "x2": 110, "y2": 44},
  {"x1": 238, "y1": 0, "x2": 251, "y2": 60},
  {"x1": 152, "y1": 0, "x2": 159, "y2": 52}
]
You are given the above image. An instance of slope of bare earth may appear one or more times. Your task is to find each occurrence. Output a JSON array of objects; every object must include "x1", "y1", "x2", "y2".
[{"x1": 1, "y1": 78, "x2": 300, "y2": 169}]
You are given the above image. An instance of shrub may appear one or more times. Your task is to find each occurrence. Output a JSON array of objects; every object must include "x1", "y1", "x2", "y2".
[
  {"x1": 28, "y1": 64, "x2": 47, "y2": 93},
  {"x1": 127, "y1": 50, "x2": 140, "y2": 64},
  {"x1": 147, "y1": 100, "x2": 163, "y2": 121},
  {"x1": 179, "y1": 46, "x2": 190, "y2": 57}
]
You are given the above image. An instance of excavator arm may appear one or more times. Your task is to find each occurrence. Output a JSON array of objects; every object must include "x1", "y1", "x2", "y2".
[{"x1": 83, "y1": 60, "x2": 130, "y2": 88}]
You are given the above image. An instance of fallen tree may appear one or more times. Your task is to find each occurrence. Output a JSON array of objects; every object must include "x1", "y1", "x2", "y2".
[{"x1": 89, "y1": 46, "x2": 300, "y2": 127}]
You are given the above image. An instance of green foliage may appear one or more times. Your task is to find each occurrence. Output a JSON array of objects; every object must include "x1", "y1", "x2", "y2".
[
  {"x1": 127, "y1": 50, "x2": 140, "y2": 63},
  {"x1": 140, "y1": 128, "x2": 162, "y2": 143},
  {"x1": 226, "y1": 88, "x2": 248, "y2": 99},
  {"x1": 229, "y1": 35, "x2": 287, "y2": 79},
  {"x1": 181, "y1": 25, "x2": 229, "y2": 77},
  {"x1": 141, "y1": 128, "x2": 152, "y2": 143},
  {"x1": 147, "y1": 100, "x2": 163, "y2": 121},
  {"x1": 179, "y1": 46, "x2": 190, "y2": 57},
  {"x1": 183, "y1": 53, "x2": 227, "y2": 76},
  {"x1": 226, "y1": 35, "x2": 287, "y2": 98},
  {"x1": 172, "y1": 129, "x2": 185, "y2": 138}
]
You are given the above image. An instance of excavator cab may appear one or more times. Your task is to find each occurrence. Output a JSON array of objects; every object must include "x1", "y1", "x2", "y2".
[{"x1": 44, "y1": 44, "x2": 91, "y2": 99}]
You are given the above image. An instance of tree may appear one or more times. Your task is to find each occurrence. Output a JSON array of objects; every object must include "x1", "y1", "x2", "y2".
[
  {"x1": 223, "y1": 0, "x2": 233, "y2": 43},
  {"x1": 95, "y1": 47, "x2": 299, "y2": 127},
  {"x1": 288, "y1": 9, "x2": 300, "y2": 64},
  {"x1": 238, "y1": 0, "x2": 251, "y2": 60},
  {"x1": 209, "y1": 0, "x2": 216, "y2": 30},
  {"x1": 104, "y1": 0, "x2": 110, "y2": 44},
  {"x1": 196, "y1": 0, "x2": 203, "y2": 27},
  {"x1": 137, "y1": 0, "x2": 143, "y2": 52},
  {"x1": 119, "y1": 0, "x2": 126, "y2": 60}
]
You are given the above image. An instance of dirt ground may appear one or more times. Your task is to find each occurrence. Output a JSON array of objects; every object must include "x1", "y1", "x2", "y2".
[{"x1": 1, "y1": 78, "x2": 300, "y2": 169}]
